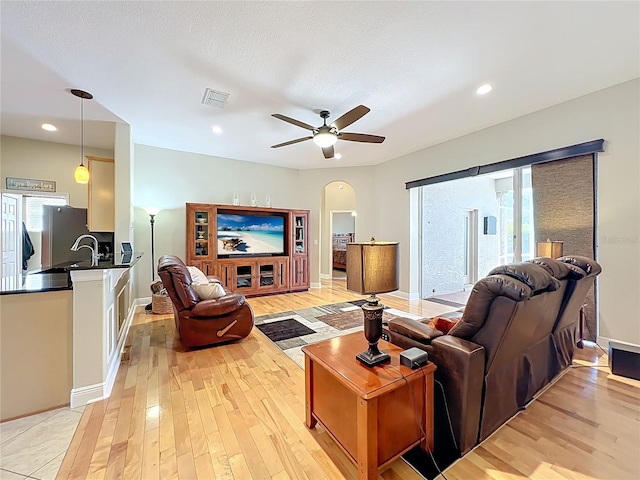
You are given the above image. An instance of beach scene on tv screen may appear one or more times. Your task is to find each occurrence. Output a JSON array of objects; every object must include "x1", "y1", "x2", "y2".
[{"x1": 217, "y1": 214, "x2": 284, "y2": 255}]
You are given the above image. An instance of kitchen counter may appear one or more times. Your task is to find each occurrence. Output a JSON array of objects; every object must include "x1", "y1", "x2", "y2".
[
  {"x1": 35, "y1": 252, "x2": 144, "y2": 272},
  {"x1": 0, "y1": 253, "x2": 143, "y2": 295},
  {"x1": 0, "y1": 272, "x2": 72, "y2": 295}
]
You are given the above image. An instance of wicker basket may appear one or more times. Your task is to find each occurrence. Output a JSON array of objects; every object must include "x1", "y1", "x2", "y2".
[{"x1": 152, "y1": 292, "x2": 173, "y2": 315}]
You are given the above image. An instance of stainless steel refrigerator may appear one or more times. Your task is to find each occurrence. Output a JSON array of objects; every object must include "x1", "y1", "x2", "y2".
[{"x1": 41, "y1": 205, "x2": 90, "y2": 268}]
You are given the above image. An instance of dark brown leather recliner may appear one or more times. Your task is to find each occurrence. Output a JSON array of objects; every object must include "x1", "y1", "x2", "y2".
[
  {"x1": 157, "y1": 255, "x2": 254, "y2": 349},
  {"x1": 384, "y1": 256, "x2": 600, "y2": 457}
]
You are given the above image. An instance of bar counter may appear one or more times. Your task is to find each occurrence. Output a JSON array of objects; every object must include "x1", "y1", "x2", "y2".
[{"x1": 0, "y1": 253, "x2": 143, "y2": 295}]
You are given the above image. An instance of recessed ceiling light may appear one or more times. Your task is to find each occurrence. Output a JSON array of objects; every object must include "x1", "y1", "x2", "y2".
[
  {"x1": 211, "y1": 125, "x2": 223, "y2": 134},
  {"x1": 476, "y1": 84, "x2": 493, "y2": 95},
  {"x1": 42, "y1": 123, "x2": 57, "y2": 131},
  {"x1": 334, "y1": 153, "x2": 342, "y2": 160}
]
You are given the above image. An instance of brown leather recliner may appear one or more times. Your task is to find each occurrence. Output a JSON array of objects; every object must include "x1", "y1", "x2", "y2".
[
  {"x1": 384, "y1": 256, "x2": 601, "y2": 457},
  {"x1": 157, "y1": 255, "x2": 254, "y2": 349}
]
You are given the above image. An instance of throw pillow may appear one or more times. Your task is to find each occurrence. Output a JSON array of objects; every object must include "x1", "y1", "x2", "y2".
[
  {"x1": 187, "y1": 266, "x2": 208, "y2": 284},
  {"x1": 191, "y1": 282, "x2": 226, "y2": 300},
  {"x1": 428, "y1": 316, "x2": 459, "y2": 334}
]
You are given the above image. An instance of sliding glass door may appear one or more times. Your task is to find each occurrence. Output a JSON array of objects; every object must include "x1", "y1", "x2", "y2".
[{"x1": 497, "y1": 167, "x2": 534, "y2": 264}]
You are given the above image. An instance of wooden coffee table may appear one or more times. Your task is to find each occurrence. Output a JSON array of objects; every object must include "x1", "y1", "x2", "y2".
[{"x1": 302, "y1": 332, "x2": 436, "y2": 480}]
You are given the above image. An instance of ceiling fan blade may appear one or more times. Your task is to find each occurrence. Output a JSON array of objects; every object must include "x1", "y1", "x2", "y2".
[
  {"x1": 271, "y1": 136, "x2": 313, "y2": 148},
  {"x1": 339, "y1": 132, "x2": 385, "y2": 143},
  {"x1": 272, "y1": 114, "x2": 315, "y2": 131},
  {"x1": 322, "y1": 145, "x2": 335, "y2": 159},
  {"x1": 331, "y1": 105, "x2": 370, "y2": 131}
]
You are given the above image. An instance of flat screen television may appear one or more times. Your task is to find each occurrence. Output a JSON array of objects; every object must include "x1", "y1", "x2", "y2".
[{"x1": 217, "y1": 212, "x2": 286, "y2": 257}]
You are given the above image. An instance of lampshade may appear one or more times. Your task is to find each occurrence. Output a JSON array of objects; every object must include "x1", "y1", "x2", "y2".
[
  {"x1": 536, "y1": 239, "x2": 564, "y2": 258},
  {"x1": 144, "y1": 207, "x2": 161, "y2": 216},
  {"x1": 74, "y1": 164, "x2": 89, "y2": 184},
  {"x1": 346, "y1": 241, "x2": 399, "y2": 295},
  {"x1": 313, "y1": 131, "x2": 338, "y2": 148}
]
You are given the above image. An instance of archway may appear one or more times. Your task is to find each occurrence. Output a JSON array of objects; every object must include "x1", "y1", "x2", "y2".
[{"x1": 321, "y1": 181, "x2": 356, "y2": 279}]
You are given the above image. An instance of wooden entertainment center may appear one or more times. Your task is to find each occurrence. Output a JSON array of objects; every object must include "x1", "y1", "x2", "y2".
[{"x1": 186, "y1": 203, "x2": 309, "y2": 295}]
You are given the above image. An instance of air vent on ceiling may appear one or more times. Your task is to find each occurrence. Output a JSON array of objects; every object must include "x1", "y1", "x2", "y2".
[{"x1": 202, "y1": 88, "x2": 230, "y2": 108}]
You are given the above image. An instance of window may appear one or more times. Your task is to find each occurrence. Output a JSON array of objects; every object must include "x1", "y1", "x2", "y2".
[
  {"x1": 497, "y1": 167, "x2": 535, "y2": 264},
  {"x1": 24, "y1": 195, "x2": 68, "y2": 231}
]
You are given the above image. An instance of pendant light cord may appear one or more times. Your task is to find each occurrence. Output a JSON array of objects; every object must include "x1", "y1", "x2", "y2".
[{"x1": 81, "y1": 97, "x2": 85, "y2": 167}]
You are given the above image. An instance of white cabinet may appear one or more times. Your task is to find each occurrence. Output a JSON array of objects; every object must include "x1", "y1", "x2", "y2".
[{"x1": 87, "y1": 156, "x2": 115, "y2": 232}]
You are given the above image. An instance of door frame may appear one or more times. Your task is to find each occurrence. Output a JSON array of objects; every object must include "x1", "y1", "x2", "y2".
[
  {"x1": 329, "y1": 210, "x2": 356, "y2": 279},
  {"x1": 1, "y1": 193, "x2": 23, "y2": 287},
  {"x1": 463, "y1": 209, "x2": 479, "y2": 286}
]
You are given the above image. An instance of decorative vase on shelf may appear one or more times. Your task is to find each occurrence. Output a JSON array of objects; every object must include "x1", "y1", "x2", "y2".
[
  {"x1": 250, "y1": 193, "x2": 257, "y2": 207},
  {"x1": 266, "y1": 194, "x2": 271, "y2": 208},
  {"x1": 232, "y1": 192, "x2": 239, "y2": 206}
]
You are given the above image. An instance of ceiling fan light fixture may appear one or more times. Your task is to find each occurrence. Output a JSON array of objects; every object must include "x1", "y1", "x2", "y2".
[{"x1": 313, "y1": 131, "x2": 337, "y2": 148}]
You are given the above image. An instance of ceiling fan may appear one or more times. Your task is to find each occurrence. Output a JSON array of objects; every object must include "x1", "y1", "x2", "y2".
[{"x1": 270, "y1": 105, "x2": 385, "y2": 159}]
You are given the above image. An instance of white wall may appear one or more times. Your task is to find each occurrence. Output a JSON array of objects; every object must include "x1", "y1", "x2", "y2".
[
  {"x1": 373, "y1": 78, "x2": 640, "y2": 346},
  {"x1": 332, "y1": 212, "x2": 355, "y2": 235},
  {"x1": 132, "y1": 144, "x2": 302, "y2": 297},
  {"x1": 1, "y1": 135, "x2": 114, "y2": 208},
  {"x1": 422, "y1": 176, "x2": 499, "y2": 297}
]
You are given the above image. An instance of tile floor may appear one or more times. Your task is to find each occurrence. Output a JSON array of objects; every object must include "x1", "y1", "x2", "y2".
[{"x1": 0, "y1": 406, "x2": 84, "y2": 480}]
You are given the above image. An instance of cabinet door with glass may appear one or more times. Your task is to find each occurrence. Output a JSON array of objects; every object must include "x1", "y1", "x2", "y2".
[
  {"x1": 187, "y1": 204, "x2": 214, "y2": 262},
  {"x1": 290, "y1": 210, "x2": 309, "y2": 290},
  {"x1": 234, "y1": 262, "x2": 255, "y2": 292},
  {"x1": 291, "y1": 211, "x2": 309, "y2": 255},
  {"x1": 255, "y1": 258, "x2": 289, "y2": 292}
]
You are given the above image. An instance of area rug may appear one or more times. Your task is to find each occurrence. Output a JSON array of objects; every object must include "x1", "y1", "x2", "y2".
[
  {"x1": 254, "y1": 301, "x2": 423, "y2": 368},
  {"x1": 255, "y1": 302, "x2": 458, "y2": 480},
  {"x1": 256, "y1": 318, "x2": 316, "y2": 342}
]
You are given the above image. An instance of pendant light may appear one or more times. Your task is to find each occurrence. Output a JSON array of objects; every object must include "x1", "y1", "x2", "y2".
[{"x1": 71, "y1": 89, "x2": 93, "y2": 184}]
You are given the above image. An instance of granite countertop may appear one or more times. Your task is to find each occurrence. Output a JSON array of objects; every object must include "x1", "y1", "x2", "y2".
[
  {"x1": 0, "y1": 272, "x2": 72, "y2": 296},
  {"x1": 57, "y1": 252, "x2": 144, "y2": 272},
  {"x1": 0, "y1": 252, "x2": 143, "y2": 295}
]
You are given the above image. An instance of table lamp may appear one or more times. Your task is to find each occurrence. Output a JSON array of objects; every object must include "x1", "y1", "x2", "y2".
[
  {"x1": 346, "y1": 239, "x2": 399, "y2": 367},
  {"x1": 536, "y1": 239, "x2": 564, "y2": 258}
]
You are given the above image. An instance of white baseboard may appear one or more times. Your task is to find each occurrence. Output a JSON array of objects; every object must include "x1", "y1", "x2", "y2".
[
  {"x1": 70, "y1": 298, "x2": 137, "y2": 408},
  {"x1": 387, "y1": 290, "x2": 419, "y2": 301},
  {"x1": 70, "y1": 382, "x2": 106, "y2": 408},
  {"x1": 310, "y1": 282, "x2": 322, "y2": 289},
  {"x1": 319, "y1": 273, "x2": 332, "y2": 280},
  {"x1": 597, "y1": 336, "x2": 640, "y2": 354},
  {"x1": 136, "y1": 296, "x2": 151, "y2": 306}
]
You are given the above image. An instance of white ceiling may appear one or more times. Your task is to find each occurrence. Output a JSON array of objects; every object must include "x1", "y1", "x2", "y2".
[{"x1": 2, "y1": 1, "x2": 638, "y2": 169}]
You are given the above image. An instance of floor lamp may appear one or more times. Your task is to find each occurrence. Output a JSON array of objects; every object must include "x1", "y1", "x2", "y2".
[{"x1": 144, "y1": 207, "x2": 161, "y2": 311}]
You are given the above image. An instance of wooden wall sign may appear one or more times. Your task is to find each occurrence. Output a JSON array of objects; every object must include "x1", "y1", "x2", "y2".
[{"x1": 5, "y1": 177, "x2": 56, "y2": 192}]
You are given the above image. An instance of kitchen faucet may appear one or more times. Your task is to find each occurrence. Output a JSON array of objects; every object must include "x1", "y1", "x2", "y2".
[{"x1": 70, "y1": 234, "x2": 100, "y2": 266}]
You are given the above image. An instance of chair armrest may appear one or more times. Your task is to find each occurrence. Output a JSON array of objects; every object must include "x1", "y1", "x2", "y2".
[
  {"x1": 430, "y1": 336, "x2": 485, "y2": 455},
  {"x1": 190, "y1": 294, "x2": 245, "y2": 317},
  {"x1": 388, "y1": 317, "x2": 443, "y2": 344}
]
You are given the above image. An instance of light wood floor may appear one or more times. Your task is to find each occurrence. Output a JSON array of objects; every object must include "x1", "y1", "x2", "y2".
[{"x1": 56, "y1": 280, "x2": 640, "y2": 480}]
